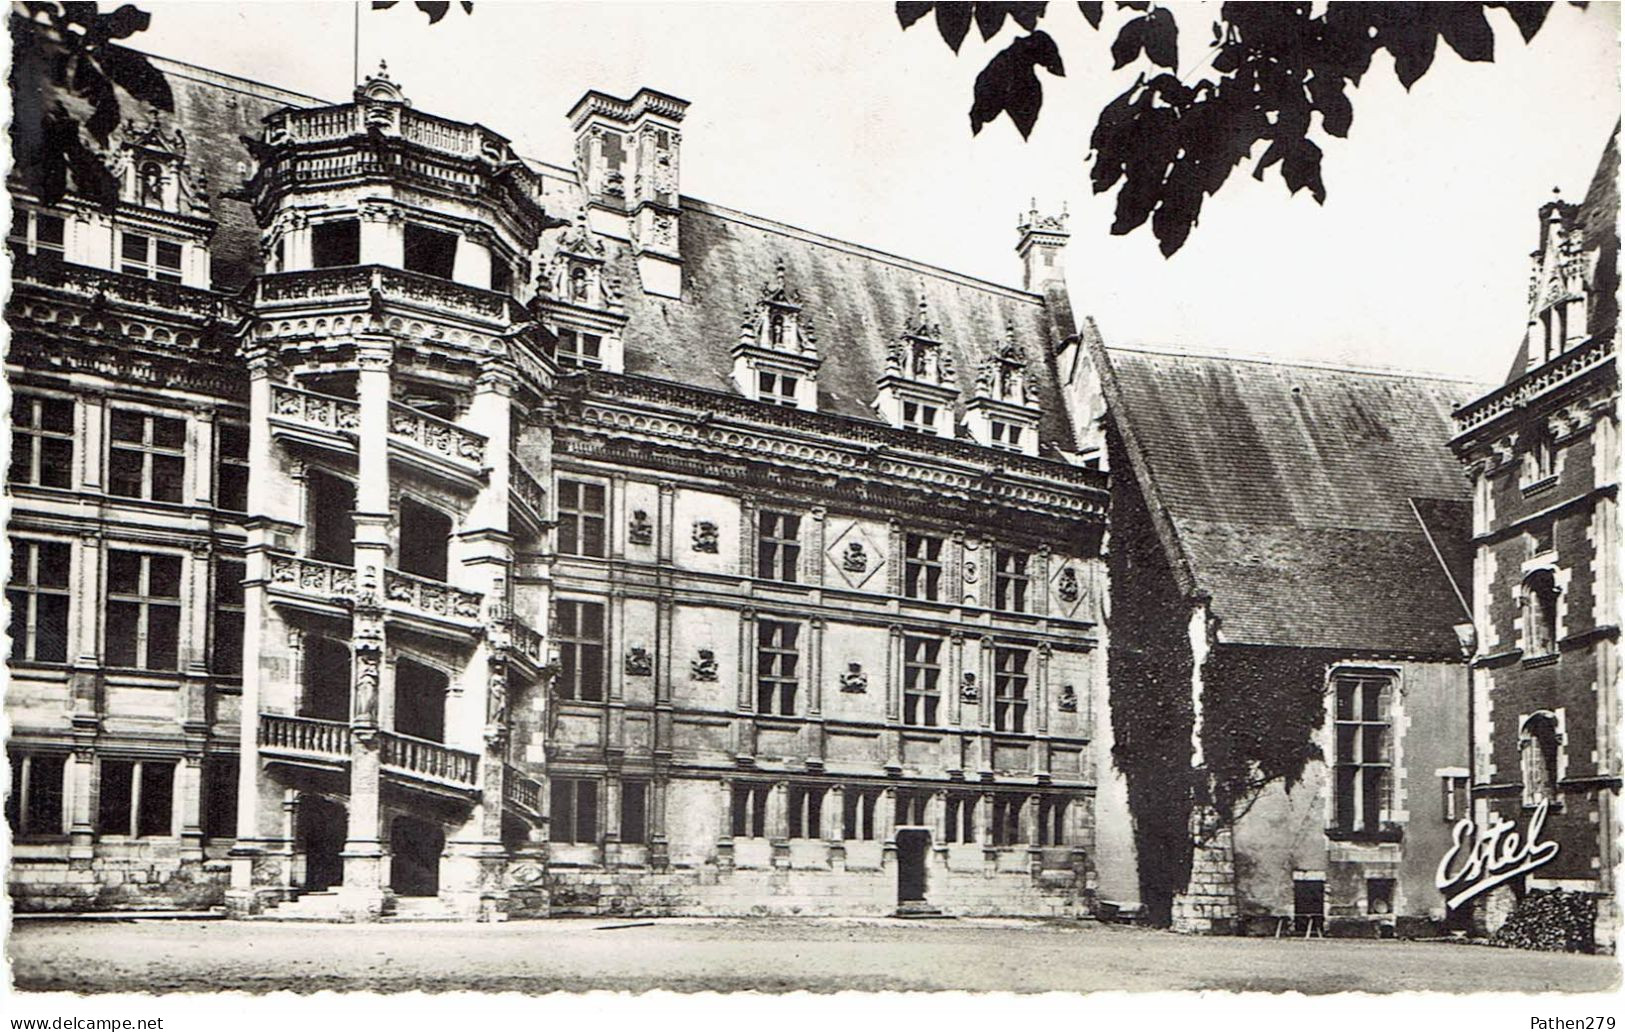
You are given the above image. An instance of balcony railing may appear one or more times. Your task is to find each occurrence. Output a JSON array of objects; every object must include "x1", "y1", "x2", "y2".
[
  {"x1": 266, "y1": 554, "x2": 358, "y2": 602},
  {"x1": 270, "y1": 383, "x2": 360, "y2": 435},
  {"x1": 259, "y1": 713, "x2": 350, "y2": 760},
  {"x1": 389, "y1": 401, "x2": 488, "y2": 469},
  {"x1": 384, "y1": 567, "x2": 483, "y2": 623},
  {"x1": 502, "y1": 763, "x2": 543, "y2": 816},
  {"x1": 380, "y1": 730, "x2": 480, "y2": 790},
  {"x1": 11, "y1": 253, "x2": 224, "y2": 321},
  {"x1": 252, "y1": 265, "x2": 514, "y2": 326},
  {"x1": 511, "y1": 618, "x2": 546, "y2": 666},
  {"x1": 266, "y1": 104, "x2": 511, "y2": 166},
  {"x1": 1455, "y1": 334, "x2": 1615, "y2": 435},
  {"x1": 510, "y1": 452, "x2": 546, "y2": 521}
]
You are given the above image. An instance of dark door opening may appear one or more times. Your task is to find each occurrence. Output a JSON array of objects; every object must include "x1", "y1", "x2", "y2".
[
  {"x1": 1293, "y1": 878, "x2": 1326, "y2": 934},
  {"x1": 897, "y1": 827, "x2": 930, "y2": 905},
  {"x1": 397, "y1": 498, "x2": 452, "y2": 581},
  {"x1": 301, "y1": 635, "x2": 352, "y2": 722},
  {"x1": 403, "y1": 223, "x2": 458, "y2": 280},
  {"x1": 394, "y1": 659, "x2": 448, "y2": 742},
  {"x1": 298, "y1": 794, "x2": 346, "y2": 891},
  {"x1": 390, "y1": 815, "x2": 444, "y2": 897},
  {"x1": 308, "y1": 470, "x2": 356, "y2": 565}
]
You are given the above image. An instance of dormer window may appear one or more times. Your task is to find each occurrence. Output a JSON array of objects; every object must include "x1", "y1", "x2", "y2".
[
  {"x1": 10, "y1": 208, "x2": 64, "y2": 263},
  {"x1": 119, "y1": 232, "x2": 182, "y2": 283},
  {"x1": 964, "y1": 328, "x2": 1041, "y2": 456},
  {"x1": 876, "y1": 294, "x2": 959, "y2": 437},
  {"x1": 731, "y1": 260, "x2": 821, "y2": 411},
  {"x1": 570, "y1": 265, "x2": 590, "y2": 301},
  {"x1": 138, "y1": 161, "x2": 164, "y2": 208},
  {"x1": 558, "y1": 329, "x2": 604, "y2": 370}
]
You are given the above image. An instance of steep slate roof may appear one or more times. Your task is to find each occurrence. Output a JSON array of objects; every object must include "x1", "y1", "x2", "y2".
[
  {"x1": 19, "y1": 47, "x2": 1077, "y2": 450},
  {"x1": 1093, "y1": 343, "x2": 1490, "y2": 656},
  {"x1": 607, "y1": 201, "x2": 1077, "y2": 449}
]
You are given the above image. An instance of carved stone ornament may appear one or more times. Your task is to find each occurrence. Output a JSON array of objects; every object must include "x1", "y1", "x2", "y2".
[
  {"x1": 960, "y1": 672, "x2": 980, "y2": 703},
  {"x1": 691, "y1": 649, "x2": 719, "y2": 681},
  {"x1": 841, "y1": 540, "x2": 868, "y2": 573},
  {"x1": 692, "y1": 520, "x2": 719, "y2": 553},
  {"x1": 625, "y1": 646, "x2": 654, "y2": 677},
  {"x1": 1057, "y1": 567, "x2": 1080, "y2": 604},
  {"x1": 839, "y1": 662, "x2": 868, "y2": 693},
  {"x1": 1059, "y1": 685, "x2": 1078, "y2": 713},
  {"x1": 629, "y1": 509, "x2": 654, "y2": 547}
]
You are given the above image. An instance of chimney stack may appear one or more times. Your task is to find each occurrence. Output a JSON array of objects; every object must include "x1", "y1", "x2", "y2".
[{"x1": 1016, "y1": 200, "x2": 1069, "y2": 293}]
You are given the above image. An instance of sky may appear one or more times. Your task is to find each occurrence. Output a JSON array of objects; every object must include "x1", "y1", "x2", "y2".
[{"x1": 133, "y1": 1, "x2": 1621, "y2": 384}]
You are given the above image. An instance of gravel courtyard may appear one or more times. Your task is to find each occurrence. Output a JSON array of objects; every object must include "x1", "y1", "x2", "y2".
[{"x1": 9, "y1": 916, "x2": 1620, "y2": 994}]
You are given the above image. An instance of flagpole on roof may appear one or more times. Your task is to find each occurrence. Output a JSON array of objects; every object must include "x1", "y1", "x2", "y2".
[{"x1": 353, "y1": 1, "x2": 361, "y2": 90}]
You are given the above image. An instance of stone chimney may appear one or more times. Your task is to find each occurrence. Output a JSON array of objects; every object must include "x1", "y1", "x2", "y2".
[
  {"x1": 568, "y1": 88, "x2": 690, "y2": 299},
  {"x1": 1016, "y1": 200, "x2": 1069, "y2": 293}
]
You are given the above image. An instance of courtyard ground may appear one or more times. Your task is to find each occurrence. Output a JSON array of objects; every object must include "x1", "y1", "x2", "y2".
[{"x1": 7, "y1": 915, "x2": 1620, "y2": 994}]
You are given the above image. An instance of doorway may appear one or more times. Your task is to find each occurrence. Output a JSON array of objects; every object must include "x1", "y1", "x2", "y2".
[
  {"x1": 308, "y1": 470, "x2": 356, "y2": 565},
  {"x1": 896, "y1": 828, "x2": 930, "y2": 906},
  {"x1": 301, "y1": 635, "x2": 352, "y2": 722},
  {"x1": 297, "y1": 794, "x2": 346, "y2": 891},
  {"x1": 389, "y1": 815, "x2": 444, "y2": 897}
]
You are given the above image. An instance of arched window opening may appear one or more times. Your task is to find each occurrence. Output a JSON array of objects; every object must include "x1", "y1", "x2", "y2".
[
  {"x1": 1520, "y1": 711, "x2": 1562, "y2": 807},
  {"x1": 1522, "y1": 570, "x2": 1559, "y2": 657}
]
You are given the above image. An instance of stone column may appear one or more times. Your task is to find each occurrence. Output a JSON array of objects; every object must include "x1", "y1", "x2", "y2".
[
  {"x1": 177, "y1": 753, "x2": 205, "y2": 862},
  {"x1": 336, "y1": 339, "x2": 393, "y2": 919},
  {"x1": 66, "y1": 745, "x2": 95, "y2": 863},
  {"x1": 769, "y1": 781, "x2": 790, "y2": 867},
  {"x1": 827, "y1": 784, "x2": 847, "y2": 872}
]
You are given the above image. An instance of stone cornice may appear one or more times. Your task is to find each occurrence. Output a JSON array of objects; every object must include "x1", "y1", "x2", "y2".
[{"x1": 1452, "y1": 334, "x2": 1616, "y2": 446}]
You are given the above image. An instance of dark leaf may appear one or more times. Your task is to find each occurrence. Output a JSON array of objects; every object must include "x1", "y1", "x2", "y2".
[
  {"x1": 1111, "y1": 15, "x2": 1147, "y2": 68},
  {"x1": 1383, "y1": 20, "x2": 1439, "y2": 89},
  {"x1": 1439, "y1": 5, "x2": 1495, "y2": 61},
  {"x1": 371, "y1": 1, "x2": 399, "y2": 8},
  {"x1": 460, "y1": 1, "x2": 473, "y2": 10},
  {"x1": 1078, "y1": 1, "x2": 1103, "y2": 27},
  {"x1": 102, "y1": 46, "x2": 175, "y2": 111},
  {"x1": 897, "y1": 1, "x2": 935, "y2": 28},
  {"x1": 1117, "y1": 0, "x2": 1148, "y2": 8},
  {"x1": 60, "y1": 2, "x2": 98, "y2": 27},
  {"x1": 1008, "y1": 2, "x2": 1046, "y2": 30},
  {"x1": 414, "y1": 1, "x2": 451, "y2": 23},
  {"x1": 1142, "y1": 5, "x2": 1178, "y2": 69},
  {"x1": 976, "y1": 3, "x2": 1005, "y2": 39},
  {"x1": 100, "y1": 4, "x2": 151, "y2": 39},
  {"x1": 65, "y1": 127, "x2": 121, "y2": 207},
  {"x1": 70, "y1": 60, "x2": 120, "y2": 143},
  {"x1": 969, "y1": 30, "x2": 1065, "y2": 138},
  {"x1": 1308, "y1": 75, "x2": 1353, "y2": 137},
  {"x1": 1280, "y1": 138, "x2": 1326, "y2": 202},
  {"x1": 936, "y1": 3, "x2": 974, "y2": 51},
  {"x1": 1489, "y1": 1, "x2": 1554, "y2": 41}
]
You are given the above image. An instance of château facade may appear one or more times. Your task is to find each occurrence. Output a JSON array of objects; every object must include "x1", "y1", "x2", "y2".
[
  {"x1": 1450, "y1": 131, "x2": 1620, "y2": 949},
  {"x1": 6, "y1": 41, "x2": 1110, "y2": 920}
]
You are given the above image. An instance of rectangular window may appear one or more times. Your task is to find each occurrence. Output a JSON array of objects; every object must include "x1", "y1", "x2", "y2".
[
  {"x1": 5, "y1": 752, "x2": 66, "y2": 836},
  {"x1": 756, "y1": 511, "x2": 801, "y2": 582},
  {"x1": 994, "y1": 549, "x2": 1029, "y2": 612},
  {"x1": 557, "y1": 479, "x2": 606, "y2": 557},
  {"x1": 903, "y1": 636, "x2": 941, "y2": 726},
  {"x1": 216, "y1": 423, "x2": 249, "y2": 513},
  {"x1": 731, "y1": 782, "x2": 770, "y2": 838},
  {"x1": 620, "y1": 780, "x2": 648, "y2": 845},
  {"x1": 903, "y1": 533, "x2": 943, "y2": 601},
  {"x1": 991, "y1": 794, "x2": 1025, "y2": 847},
  {"x1": 944, "y1": 793, "x2": 976, "y2": 844},
  {"x1": 557, "y1": 329, "x2": 604, "y2": 370},
  {"x1": 213, "y1": 559, "x2": 245, "y2": 676},
  {"x1": 96, "y1": 759, "x2": 174, "y2": 837},
  {"x1": 554, "y1": 599, "x2": 605, "y2": 702},
  {"x1": 901, "y1": 400, "x2": 938, "y2": 436},
  {"x1": 1442, "y1": 773, "x2": 1469, "y2": 824},
  {"x1": 757, "y1": 370, "x2": 799, "y2": 408},
  {"x1": 549, "y1": 777, "x2": 599, "y2": 844},
  {"x1": 311, "y1": 219, "x2": 360, "y2": 268},
  {"x1": 842, "y1": 788, "x2": 878, "y2": 841},
  {"x1": 1039, "y1": 797, "x2": 1068, "y2": 846},
  {"x1": 1333, "y1": 673, "x2": 1392, "y2": 833},
  {"x1": 989, "y1": 420, "x2": 1024, "y2": 453},
  {"x1": 10, "y1": 394, "x2": 74, "y2": 488},
  {"x1": 490, "y1": 258, "x2": 513, "y2": 295},
  {"x1": 10, "y1": 208, "x2": 65, "y2": 262},
  {"x1": 993, "y1": 647, "x2": 1030, "y2": 733},
  {"x1": 1367, "y1": 877, "x2": 1396, "y2": 917},
  {"x1": 202, "y1": 755, "x2": 239, "y2": 839},
  {"x1": 403, "y1": 223, "x2": 459, "y2": 280},
  {"x1": 895, "y1": 789, "x2": 929, "y2": 827},
  {"x1": 788, "y1": 785, "x2": 824, "y2": 839},
  {"x1": 8, "y1": 538, "x2": 70, "y2": 663},
  {"x1": 119, "y1": 232, "x2": 182, "y2": 282},
  {"x1": 756, "y1": 620, "x2": 800, "y2": 716},
  {"x1": 109, "y1": 410, "x2": 186, "y2": 503},
  {"x1": 105, "y1": 550, "x2": 182, "y2": 671}
]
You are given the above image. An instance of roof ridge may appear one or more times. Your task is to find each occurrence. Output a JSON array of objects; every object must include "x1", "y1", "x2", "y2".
[
  {"x1": 681, "y1": 197, "x2": 1042, "y2": 304},
  {"x1": 1104, "y1": 341, "x2": 1491, "y2": 387}
]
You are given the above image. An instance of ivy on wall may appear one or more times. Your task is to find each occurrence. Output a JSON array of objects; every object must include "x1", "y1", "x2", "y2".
[{"x1": 1198, "y1": 646, "x2": 1328, "y2": 822}]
